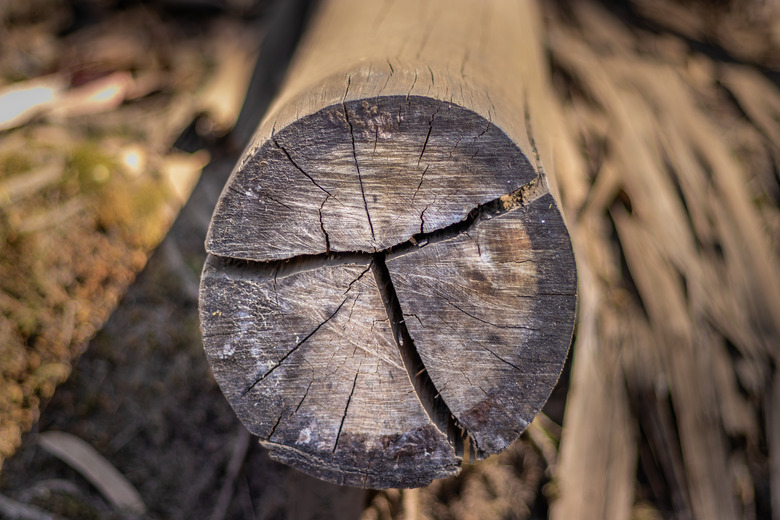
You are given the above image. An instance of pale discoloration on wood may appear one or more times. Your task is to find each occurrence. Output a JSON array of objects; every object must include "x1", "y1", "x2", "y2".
[
  {"x1": 387, "y1": 194, "x2": 576, "y2": 456},
  {"x1": 199, "y1": 0, "x2": 577, "y2": 488}
]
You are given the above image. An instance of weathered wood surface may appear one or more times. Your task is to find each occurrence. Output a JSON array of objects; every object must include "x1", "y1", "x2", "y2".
[{"x1": 200, "y1": 0, "x2": 577, "y2": 488}]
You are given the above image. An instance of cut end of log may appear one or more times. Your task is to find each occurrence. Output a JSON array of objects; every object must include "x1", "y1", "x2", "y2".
[{"x1": 199, "y1": 94, "x2": 576, "y2": 488}]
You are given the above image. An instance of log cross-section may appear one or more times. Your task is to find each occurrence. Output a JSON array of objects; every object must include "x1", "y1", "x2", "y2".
[{"x1": 199, "y1": 0, "x2": 577, "y2": 489}]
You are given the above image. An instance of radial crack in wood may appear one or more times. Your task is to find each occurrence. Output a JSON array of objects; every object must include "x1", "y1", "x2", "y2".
[
  {"x1": 200, "y1": 174, "x2": 575, "y2": 486},
  {"x1": 371, "y1": 254, "x2": 466, "y2": 459},
  {"x1": 199, "y1": 104, "x2": 574, "y2": 486},
  {"x1": 200, "y1": 0, "x2": 577, "y2": 489}
]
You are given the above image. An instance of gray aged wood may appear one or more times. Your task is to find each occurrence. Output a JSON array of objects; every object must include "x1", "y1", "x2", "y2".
[
  {"x1": 387, "y1": 191, "x2": 576, "y2": 457},
  {"x1": 201, "y1": 256, "x2": 458, "y2": 488},
  {"x1": 199, "y1": 0, "x2": 577, "y2": 488},
  {"x1": 208, "y1": 96, "x2": 535, "y2": 260}
]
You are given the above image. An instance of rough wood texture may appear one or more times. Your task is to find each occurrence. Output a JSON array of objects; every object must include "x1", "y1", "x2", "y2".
[
  {"x1": 200, "y1": 0, "x2": 576, "y2": 488},
  {"x1": 386, "y1": 191, "x2": 575, "y2": 456}
]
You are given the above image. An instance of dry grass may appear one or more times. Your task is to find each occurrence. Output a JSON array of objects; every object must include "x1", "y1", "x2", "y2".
[{"x1": 547, "y1": 2, "x2": 780, "y2": 518}]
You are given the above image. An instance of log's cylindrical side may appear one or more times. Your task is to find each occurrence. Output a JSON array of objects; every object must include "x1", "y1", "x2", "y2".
[{"x1": 200, "y1": 0, "x2": 577, "y2": 488}]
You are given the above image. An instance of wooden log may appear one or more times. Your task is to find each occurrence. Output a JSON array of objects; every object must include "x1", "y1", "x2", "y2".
[{"x1": 199, "y1": 0, "x2": 577, "y2": 488}]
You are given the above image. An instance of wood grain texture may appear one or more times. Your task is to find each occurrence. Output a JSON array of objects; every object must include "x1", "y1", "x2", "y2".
[
  {"x1": 208, "y1": 96, "x2": 535, "y2": 260},
  {"x1": 200, "y1": 0, "x2": 577, "y2": 488},
  {"x1": 387, "y1": 193, "x2": 576, "y2": 456},
  {"x1": 201, "y1": 256, "x2": 458, "y2": 488},
  {"x1": 546, "y1": 2, "x2": 780, "y2": 517}
]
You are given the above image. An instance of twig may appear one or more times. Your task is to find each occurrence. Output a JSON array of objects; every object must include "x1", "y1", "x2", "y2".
[
  {"x1": 0, "y1": 493, "x2": 57, "y2": 520},
  {"x1": 401, "y1": 488, "x2": 420, "y2": 520},
  {"x1": 210, "y1": 427, "x2": 252, "y2": 520},
  {"x1": 38, "y1": 431, "x2": 146, "y2": 515},
  {"x1": 526, "y1": 417, "x2": 559, "y2": 476}
]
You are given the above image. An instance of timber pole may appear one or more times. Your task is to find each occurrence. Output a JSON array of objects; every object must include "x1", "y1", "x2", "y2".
[{"x1": 199, "y1": 0, "x2": 577, "y2": 489}]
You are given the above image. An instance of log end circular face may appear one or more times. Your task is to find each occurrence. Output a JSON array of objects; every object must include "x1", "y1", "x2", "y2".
[{"x1": 200, "y1": 95, "x2": 576, "y2": 488}]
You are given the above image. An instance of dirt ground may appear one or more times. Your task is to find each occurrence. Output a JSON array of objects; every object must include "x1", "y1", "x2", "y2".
[{"x1": 0, "y1": 1, "x2": 360, "y2": 518}]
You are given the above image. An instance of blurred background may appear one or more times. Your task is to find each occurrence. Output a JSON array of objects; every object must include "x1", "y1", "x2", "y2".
[{"x1": 0, "y1": 0, "x2": 778, "y2": 518}]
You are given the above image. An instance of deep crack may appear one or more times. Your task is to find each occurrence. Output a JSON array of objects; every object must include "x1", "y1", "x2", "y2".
[
  {"x1": 342, "y1": 95, "x2": 376, "y2": 241},
  {"x1": 371, "y1": 254, "x2": 464, "y2": 457},
  {"x1": 419, "y1": 203, "x2": 432, "y2": 235},
  {"x1": 333, "y1": 371, "x2": 360, "y2": 452},
  {"x1": 319, "y1": 195, "x2": 331, "y2": 253},
  {"x1": 208, "y1": 175, "x2": 547, "y2": 280},
  {"x1": 388, "y1": 174, "x2": 547, "y2": 258},
  {"x1": 210, "y1": 174, "x2": 550, "y2": 460}
]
